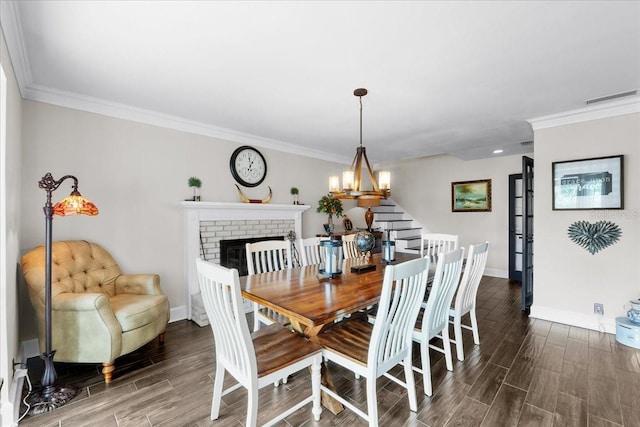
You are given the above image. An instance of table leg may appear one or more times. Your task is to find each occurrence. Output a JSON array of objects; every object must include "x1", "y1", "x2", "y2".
[
  {"x1": 320, "y1": 360, "x2": 344, "y2": 415},
  {"x1": 290, "y1": 320, "x2": 344, "y2": 414}
]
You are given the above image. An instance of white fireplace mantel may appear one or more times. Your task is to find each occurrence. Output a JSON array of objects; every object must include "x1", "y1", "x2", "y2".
[{"x1": 181, "y1": 201, "x2": 310, "y2": 319}]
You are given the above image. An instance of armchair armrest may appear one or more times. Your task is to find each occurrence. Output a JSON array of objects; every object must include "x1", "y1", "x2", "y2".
[
  {"x1": 50, "y1": 292, "x2": 122, "y2": 362},
  {"x1": 114, "y1": 274, "x2": 163, "y2": 295},
  {"x1": 53, "y1": 292, "x2": 111, "y2": 311}
]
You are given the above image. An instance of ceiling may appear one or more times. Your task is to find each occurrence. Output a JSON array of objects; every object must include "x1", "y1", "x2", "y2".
[{"x1": 1, "y1": 1, "x2": 639, "y2": 164}]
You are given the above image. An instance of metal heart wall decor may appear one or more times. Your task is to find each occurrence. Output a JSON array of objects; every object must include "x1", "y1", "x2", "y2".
[{"x1": 567, "y1": 220, "x2": 622, "y2": 255}]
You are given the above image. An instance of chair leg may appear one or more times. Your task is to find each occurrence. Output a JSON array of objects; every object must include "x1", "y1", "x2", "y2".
[
  {"x1": 246, "y1": 384, "x2": 259, "y2": 427},
  {"x1": 211, "y1": 365, "x2": 225, "y2": 420},
  {"x1": 403, "y1": 356, "x2": 418, "y2": 412},
  {"x1": 102, "y1": 362, "x2": 114, "y2": 383},
  {"x1": 366, "y1": 376, "x2": 378, "y2": 426},
  {"x1": 470, "y1": 308, "x2": 480, "y2": 345},
  {"x1": 311, "y1": 355, "x2": 322, "y2": 421},
  {"x1": 421, "y1": 341, "x2": 432, "y2": 396},
  {"x1": 442, "y1": 328, "x2": 454, "y2": 372},
  {"x1": 453, "y1": 315, "x2": 465, "y2": 361},
  {"x1": 159, "y1": 330, "x2": 166, "y2": 345}
]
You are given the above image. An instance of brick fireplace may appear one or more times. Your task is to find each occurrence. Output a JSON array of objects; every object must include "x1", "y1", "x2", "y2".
[{"x1": 181, "y1": 201, "x2": 310, "y2": 324}]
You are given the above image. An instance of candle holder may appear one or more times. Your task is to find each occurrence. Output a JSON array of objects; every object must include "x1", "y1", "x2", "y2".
[
  {"x1": 382, "y1": 229, "x2": 395, "y2": 263},
  {"x1": 319, "y1": 239, "x2": 343, "y2": 278},
  {"x1": 382, "y1": 240, "x2": 396, "y2": 263}
]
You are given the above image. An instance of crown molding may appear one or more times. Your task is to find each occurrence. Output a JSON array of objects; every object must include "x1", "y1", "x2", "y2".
[
  {"x1": 528, "y1": 96, "x2": 640, "y2": 130},
  {"x1": 0, "y1": 0, "x2": 32, "y2": 96},
  {"x1": 23, "y1": 83, "x2": 351, "y2": 164}
]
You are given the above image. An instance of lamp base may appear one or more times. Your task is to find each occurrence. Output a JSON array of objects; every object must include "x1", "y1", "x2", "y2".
[{"x1": 27, "y1": 385, "x2": 77, "y2": 415}]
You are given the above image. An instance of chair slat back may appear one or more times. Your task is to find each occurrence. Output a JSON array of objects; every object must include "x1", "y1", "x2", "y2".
[
  {"x1": 196, "y1": 258, "x2": 256, "y2": 382},
  {"x1": 369, "y1": 257, "x2": 431, "y2": 374},
  {"x1": 342, "y1": 234, "x2": 359, "y2": 259},
  {"x1": 246, "y1": 240, "x2": 292, "y2": 275},
  {"x1": 299, "y1": 237, "x2": 324, "y2": 266},
  {"x1": 422, "y1": 248, "x2": 464, "y2": 340},
  {"x1": 454, "y1": 242, "x2": 489, "y2": 315},
  {"x1": 420, "y1": 233, "x2": 459, "y2": 258}
]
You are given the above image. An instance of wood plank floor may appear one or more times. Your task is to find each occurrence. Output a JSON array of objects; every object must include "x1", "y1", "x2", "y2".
[{"x1": 19, "y1": 277, "x2": 640, "y2": 426}]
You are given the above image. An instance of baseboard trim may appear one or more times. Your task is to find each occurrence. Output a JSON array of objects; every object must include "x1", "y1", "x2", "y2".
[
  {"x1": 169, "y1": 305, "x2": 187, "y2": 323},
  {"x1": 530, "y1": 305, "x2": 616, "y2": 334},
  {"x1": 483, "y1": 268, "x2": 508, "y2": 279}
]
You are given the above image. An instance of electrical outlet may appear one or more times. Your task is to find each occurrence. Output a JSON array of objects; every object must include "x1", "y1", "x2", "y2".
[{"x1": 594, "y1": 303, "x2": 604, "y2": 315}]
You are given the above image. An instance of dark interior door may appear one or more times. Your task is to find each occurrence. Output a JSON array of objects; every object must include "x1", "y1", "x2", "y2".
[
  {"x1": 509, "y1": 173, "x2": 523, "y2": 283},
  {"x1": 522, "y1": 156, "x2": 534, "y2": 313}
]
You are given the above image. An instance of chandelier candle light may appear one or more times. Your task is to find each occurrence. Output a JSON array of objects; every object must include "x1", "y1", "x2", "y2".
[
  {"x1": 329, "y1": 88, "x2": 391, "y2": 200},
  {"x1": 28, "y1": 173, "x2": 99, "y2": 415},
  {"x1": 329, "y1": 88, "x2": 390, "y2": 227}
]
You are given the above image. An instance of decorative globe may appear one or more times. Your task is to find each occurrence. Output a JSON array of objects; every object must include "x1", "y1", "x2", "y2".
[{"x1": 355, "y1": 230, "x2": 375, "y2": 254}]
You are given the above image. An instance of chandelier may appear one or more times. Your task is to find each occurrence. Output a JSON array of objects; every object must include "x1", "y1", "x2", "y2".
[{"x1": 329, "y1": 88, "x2": 390, "y2": 202}]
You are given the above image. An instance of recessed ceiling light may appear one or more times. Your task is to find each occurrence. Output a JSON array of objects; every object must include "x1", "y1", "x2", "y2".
[{"x1": 493, "y1": 149, "x2": 503, "y2": 154}]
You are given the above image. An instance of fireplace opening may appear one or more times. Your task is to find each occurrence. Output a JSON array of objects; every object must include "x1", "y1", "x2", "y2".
[{"x1": 220, "y1": 236, "x2": 285, "y2": 276}]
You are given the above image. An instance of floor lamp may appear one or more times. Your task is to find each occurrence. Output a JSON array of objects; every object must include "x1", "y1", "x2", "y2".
[{"x1": 28, "y1": 173, "x2": 99, "y2": 415}]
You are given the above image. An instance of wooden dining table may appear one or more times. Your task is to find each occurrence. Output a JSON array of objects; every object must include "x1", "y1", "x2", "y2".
[{"x1": 239, "y1": 251, "x2": 419, "y2": 414}]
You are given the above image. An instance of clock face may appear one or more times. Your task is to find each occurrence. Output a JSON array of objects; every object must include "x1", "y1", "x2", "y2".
[{"x1": 229, "y1": 146, "x2": 267, "y2": 187}]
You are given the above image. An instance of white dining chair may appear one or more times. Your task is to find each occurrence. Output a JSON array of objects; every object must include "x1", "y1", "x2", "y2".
[
  {"x1": 412, "y1": 247, "x2": 464, "y2": 396},
  {"x1": 342, "y1": 233, "x2": 360, "y2": 259},
  {"x1": 246, "y1": 240, "x2": 292, "y2": 332},
  {"x1": 299, "y1": 237, "x2": 324, "y2": 266},
  {"x1": 314, "y1": 257, "x2": 431, "y2": 426},
  {"x1": 450, "y1": 242, "x2": 489, "y2": 361},
  {"x1": 419, "y1": 233, "x2": 459, "y2": 259},
  {"x1": 196, "y1": 258, "x2": 322, "y2": 426}
]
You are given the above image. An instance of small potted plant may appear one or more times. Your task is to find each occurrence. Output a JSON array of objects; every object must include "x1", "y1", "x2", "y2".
[
  {"x1": 290, "y1": 187, "x2": 299, "y2": 205},
  {"x1": 317, "y1": 194, "x2": 343, "y2": 234},
  {"x1": 188, "y1": 176, "x2": 202, "y2": 201}
]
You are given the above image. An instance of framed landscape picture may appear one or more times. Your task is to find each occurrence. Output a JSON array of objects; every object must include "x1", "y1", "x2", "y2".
[
  {"x1": 552, "y1": 155, "x2": 623, "y2": 210},
  {"x1": 452, "y1": 179, "x2": 492, "y2": 212}
]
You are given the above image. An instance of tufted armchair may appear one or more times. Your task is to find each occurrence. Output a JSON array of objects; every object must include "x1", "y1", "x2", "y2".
[{"x1": 21, "y1": 240, "x2": 170, "y2": 383}]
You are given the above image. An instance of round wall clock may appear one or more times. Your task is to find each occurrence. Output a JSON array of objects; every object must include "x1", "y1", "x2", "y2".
[{"x1": 229, "y1": 146, "x2": 267, "y2": 187}]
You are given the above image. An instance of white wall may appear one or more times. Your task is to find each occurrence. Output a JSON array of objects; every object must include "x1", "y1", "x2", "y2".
[
  {"x1": 19, "y1": 101, "x2": 349, "y2": 340},
  {"x1": 382, "y1": 153, "x2": 531, "y2": 277},
  {"x1": 531, "y1": 104, "x2": 640, "y2": 332},
  {"x1": 1, "y1": 30, "x2": 23, "y2": 426}
]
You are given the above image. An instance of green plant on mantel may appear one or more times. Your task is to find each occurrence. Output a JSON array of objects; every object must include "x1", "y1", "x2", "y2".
[
  {"x1": 290, "y1": 187, "x2": 300, "y2": 205},
  {"x1": 188, "y1": 176, "x2": 202, "y2": 201},
  {"x1": 188, "y1": 177, "x2": 202, "y2": 188}
]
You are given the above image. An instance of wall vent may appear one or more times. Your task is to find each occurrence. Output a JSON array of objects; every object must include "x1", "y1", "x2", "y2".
[{"x1": 585, "y1": 90, "x2": 638, "y2": 105}]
